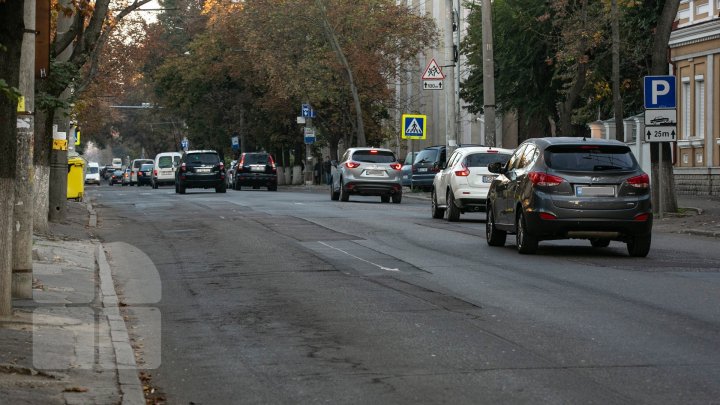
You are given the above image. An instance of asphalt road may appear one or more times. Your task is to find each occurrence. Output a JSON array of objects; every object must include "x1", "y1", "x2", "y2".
[{"x1": 89, "y1": 184, "x2": 720, "y2": 404}]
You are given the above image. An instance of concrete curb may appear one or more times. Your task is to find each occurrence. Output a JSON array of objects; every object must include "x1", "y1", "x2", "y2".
[{"x1": 95, "y1": 243, "x2": 145, "y2": 405}]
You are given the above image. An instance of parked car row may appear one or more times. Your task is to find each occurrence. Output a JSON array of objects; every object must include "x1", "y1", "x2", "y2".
[{"x1": 415, "y1": 137, "x2": 652, "y2": 258}]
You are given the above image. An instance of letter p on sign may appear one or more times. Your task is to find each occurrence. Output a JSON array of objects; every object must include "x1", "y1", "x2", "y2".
[{"x1": 644, "y1": 76, "x2": 676, "y2": 109}]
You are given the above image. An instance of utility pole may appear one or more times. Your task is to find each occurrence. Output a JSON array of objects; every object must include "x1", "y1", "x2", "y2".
[
  {"x1": 481, "y1": 0, "x2": 496, "y2": 147},
  {"x1": 13, "y1": 0, "x2": 37, "y2": 299},
  {"x1": 445, "y1": 0, "x2": 457, "y2": 155},
  {"x1": 48, "y1": 0, "x2": 73, "y2": 222},
  {"x1": 454, "y1": 1, "x2": 462, "y2": 146},
  {"x1": 611, "y1": 0, "x2": 624, "y2": 142}
]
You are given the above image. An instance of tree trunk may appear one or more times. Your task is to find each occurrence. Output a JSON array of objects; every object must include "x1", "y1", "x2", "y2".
[
  {"x1": 611, "y1": 0, "x2": 624, "y2": 141},
  {"x1": 33, "y1": 106, "x2": 52, "y2": 233},
  {"x1": 0, "y1": 0, "x2": 24, "y2": 316},
  {"x1": 558, "y1": 61, "x2": 588, "y2": 136},
  {"x1": 649, "y1": 0, "x2": 681, "y2": 214}
]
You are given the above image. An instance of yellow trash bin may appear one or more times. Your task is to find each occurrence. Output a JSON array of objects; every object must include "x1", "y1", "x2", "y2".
[{"x1": 67, "y1": 156, "x2": 85, "y2": 201}]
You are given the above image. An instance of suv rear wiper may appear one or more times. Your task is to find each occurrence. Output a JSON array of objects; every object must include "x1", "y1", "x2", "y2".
[{"x1": 593, "y1": 165, "x2": 624, "y2": 171}]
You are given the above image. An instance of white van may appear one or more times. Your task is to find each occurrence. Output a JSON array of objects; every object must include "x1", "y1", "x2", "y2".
[
  {"x1": 85, "y1": 162, "x2": 101, "y2": 185},
  {"x1": 152, "y1": 152, "x2": 182, "y2": 189}
]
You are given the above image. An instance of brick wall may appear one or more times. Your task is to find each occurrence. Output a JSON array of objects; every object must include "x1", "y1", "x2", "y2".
[{"x1": 674, "y1": 167, "x2": 720, "y2": 196}]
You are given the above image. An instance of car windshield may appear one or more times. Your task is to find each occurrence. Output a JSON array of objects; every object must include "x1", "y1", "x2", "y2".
[
  {"x1": 87, "y1": 167, "x2": 99, "y2": 174},
  {"x1": 140, "y1": 164, "x2": 154, "y2": 171},
  {"x1": 414, "y1": 149, "x2": 438, "y2": 165},
  {"x1": 244, "y1": 154, "x2": 268, "y2": 165},
  {"x1": 352, "y1": 151, "x2": 396, "y2": 163},
  {"x1": 158, "y1": 156, "x2": 174, "y2": 168},
  {"x1": 545, "y1": 145, "x2": 637, "y2": 171},
  {"x1": 187, "y1": 153, "x2": 220, "y2": 165},
  {"x1": 465, "y1": 152, "x2": 511, "y2": 167},
  {"x1": 403, "y1": 152, "x2": 417, "y2": 166}
]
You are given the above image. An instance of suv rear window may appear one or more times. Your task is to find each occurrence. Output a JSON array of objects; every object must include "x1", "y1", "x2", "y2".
[
  {"x1": 414, "y1": 149, "x2": 439, "y2": 165},
  {"x1": 186, "y1": 153, "x2": 220, "y2": 165},
  {"x1": 140, "y1": 164, "x2": 154, "y2": 171},
  {"x1": 465, "y1": 152, "x2": 511, "y2": 167},
  {"x1": 545, "y1": 145, "x2": 637, "y2": 171},
  {"x1": 243, "y1": 154, "x2": 269, "y2": 165},
  {"x1": 352, "y1": 151, "x2": 396, "y2": 163}
]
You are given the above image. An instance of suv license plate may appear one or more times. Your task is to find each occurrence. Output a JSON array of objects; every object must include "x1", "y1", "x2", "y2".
[
  {"x1": 417, "y1": 168, "x2": 428, "y2": 173},
  {"x1": 196, "y1": 168, "x2": 211, "y2": 173},
  {"x1": 482, "y1": 175, "x2": 495, "y2": 183},
  {"x1": 576, "y1": 186, "x2": 615, "y2": 197},
  {"x1": 365, "y1": 170, "x2": 385, "y2": 176},
  {"x1": 251, "y1": 166, "x2": 265, "y2": 172}
]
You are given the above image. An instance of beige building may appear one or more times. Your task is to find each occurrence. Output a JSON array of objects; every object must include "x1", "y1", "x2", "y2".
[{"x1": 669, "y1": 0, "x2": 720, "y2": 195}]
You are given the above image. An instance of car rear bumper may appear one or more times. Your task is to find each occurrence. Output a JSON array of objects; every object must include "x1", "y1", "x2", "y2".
[
  {"x1": 179, "y1": 173, "x2": 224, "y2": 188},
  {"x1": 345, "y1": 181, "x2": 401, "y2": 196},
  {"x1": 236, "y1": 173, "x2": 277, "y2": 186},
  {"x1": 525, "y1": 211, "x2": 653, "y2": 239}
]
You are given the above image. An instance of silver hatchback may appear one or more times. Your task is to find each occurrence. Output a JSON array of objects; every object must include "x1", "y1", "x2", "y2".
[
  {"x1": 486, "y1": 137, "x2": 652, "y2": 257},
  {"x1": 330, "y1": 147, "x2": 403, "y2": 203}
]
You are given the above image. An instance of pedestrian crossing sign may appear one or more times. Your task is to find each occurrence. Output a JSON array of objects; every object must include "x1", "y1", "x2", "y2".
[{"x1": 401, "y1": 114, "x2": 427, "y2": 140}]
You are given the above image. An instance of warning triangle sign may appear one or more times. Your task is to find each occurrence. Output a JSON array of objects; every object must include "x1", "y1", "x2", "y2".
[
  {"x1": 422, "y1": 59, "x2": 445, "y2": 80},
  {"x1": 406, "y1": 119, "x2": 423, "y2": 135}
]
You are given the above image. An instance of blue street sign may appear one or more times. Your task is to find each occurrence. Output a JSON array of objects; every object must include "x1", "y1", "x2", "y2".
[
  {"x1": 181, "y1": 139, "x2": 189, "y2": 150},
  {"x1": 302, "y1": 104, "x2": 311, "y2": 117},
  {"x1": 304, "y1": 136, "x2": 315, "y2": 145},
  {"x1": 231, "y1": 136, "x2": 239, "y2": 151},
  {"x1": 644, "y1": 76, "x2": 676, "y2": 109},
  {"x1": 401, "y1": 114, "x2": 427, "y2": 140}
]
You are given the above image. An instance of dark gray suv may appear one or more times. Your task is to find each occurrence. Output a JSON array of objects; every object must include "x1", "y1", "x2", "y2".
[{"x1": 485, "y1": 137, "x2": 652, "y2": 257}]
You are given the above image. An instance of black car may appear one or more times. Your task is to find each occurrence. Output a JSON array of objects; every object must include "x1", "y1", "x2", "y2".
[
  {"x1": 136, "y1": 163, "x2": 154, "y2": 186},
  {"x1": 485, "y1": 137, "x2": 652, "y2": 257},
  {"x1": 108, "y1": 170, "x2": 123, "y2": 186},
  {"x1": 234, "y1": 152, "x2": 277, "y2": 191},
  {"x1": 175, "y1": 150, "x2": 226, "y2": 194}
]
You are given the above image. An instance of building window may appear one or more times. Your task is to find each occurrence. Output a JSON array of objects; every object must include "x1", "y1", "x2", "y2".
[
  {"x1": 696, "y1": 151, "x2": 703, "y2": 165},
  {"x1": 683, "y1": 153, "x2": 689, "y2": 164},
  {"x1": 682, "y1": 78, "x2": 691, "y2": 137},
  {"x1": 695, "y1": 76, "x2": 705, "y2": 138}
]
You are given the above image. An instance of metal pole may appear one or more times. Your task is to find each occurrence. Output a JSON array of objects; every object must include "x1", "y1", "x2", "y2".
[
  {"x1": 658, "y1": 144, "x2": 664, "y2": 219},
  {"x1": 445, "y1": 0, "x2": 457, "y2": 154},
  {"x1": 481, "y1": 0, "x2": 496, "y2": 147},
  {"x1": 455, "y1": 0, "x2": 462, "y2": 145}
]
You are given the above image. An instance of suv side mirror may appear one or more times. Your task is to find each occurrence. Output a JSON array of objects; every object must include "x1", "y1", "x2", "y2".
[
  {"x1": 331, "y1": 160, "x2": 338, "y2": 167},
  {"x1": 487, "y1": 162, "x2": 505, "y2": 174}
]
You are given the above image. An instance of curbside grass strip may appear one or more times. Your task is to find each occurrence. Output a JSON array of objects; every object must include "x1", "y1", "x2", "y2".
[{"x1": 95, "y1": 243, "x2": 145, "y2": 405}]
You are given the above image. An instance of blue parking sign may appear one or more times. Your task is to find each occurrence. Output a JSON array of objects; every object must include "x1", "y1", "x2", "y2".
[{"x1": 644, "y1": 76, "x2": 676, "y2": 109}]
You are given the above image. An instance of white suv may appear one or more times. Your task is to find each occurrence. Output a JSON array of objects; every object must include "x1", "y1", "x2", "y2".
[
  {"x1": 431, "y1": 146, "x2": 512, "y2": 221},
  {"x1": 330, "y1": 147, "x2": 403, "y2": 203}
]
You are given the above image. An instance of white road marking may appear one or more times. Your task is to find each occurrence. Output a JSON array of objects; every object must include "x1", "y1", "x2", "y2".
[
  {"x1": 220, "y1": 216, "x2": 225, "y2": 219},
  {"x1": 318, "y1": 241, "x2": 399, "y2": 272}
]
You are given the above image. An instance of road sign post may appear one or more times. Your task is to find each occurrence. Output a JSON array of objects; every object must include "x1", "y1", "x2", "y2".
[{"x1": 643, "y1": 75, "x2": 677, "y2": 219}]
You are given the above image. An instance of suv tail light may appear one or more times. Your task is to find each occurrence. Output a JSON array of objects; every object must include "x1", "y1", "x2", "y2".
[
  {"x1": 268, "y1": 155, "x2": 277, "y2": 171},
  {"x1": 153, "y1": 169, "x2": 158, "y2": 176},
  {"x1": 626, "y1": 173, "x2": 649, "y2": 189},
  {"x1": 345, "y1": 161, "x2": 361, "y2": 169},
  {"x1": 389, "y1": 163, "x2": 402, "y2": 170},
  {"x1": 528, "y1": 172, "x2": 565, "y2": 187},
  {"x1": 454, "y1": 163, "x2": 470, "y2": 177},
  {"x1": 218, "y1": 162, "x2": 224, "y2": 171},
  {"x1": 180, "y1": 163, "x2": 187, "y2": 172}
]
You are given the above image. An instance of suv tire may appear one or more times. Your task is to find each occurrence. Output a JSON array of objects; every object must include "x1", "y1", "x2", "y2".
[
  {"x1": 446, "y1": 191, "x2": 460, "y2": 222},
  {"x1": 330, "y1": 183, "x2": 340, "y2": 201},
  {"x1": 216, "y1": 183, "x2": 226, "y2": 193},
  {"x1": 486, "y1": 208, "x2": 506, "y2": 246},
  {"x1": 340, "y1": 180, "x2": 349, "y2": 202},
  {"x1": 627, "y1": 234, "x2": 651, "y2": 257},
  {"x1": 516, "y1": 213, "x2": 538, "y2": 254},
  {"x1": 431, "y1": 190, "x2": 444, "y2": 218},
  {"x1": 178, "y1": 183, "x2": 186, "y2": 194},
  {"x1": 381, "y1": 195, "x2": 390, "y2": 203},
  {"x1": 268, "y1": 184, "x2": 277, "y2": 191},
  {"x1": 392, "y1": 192, "x2": 402, "y2": 204}
]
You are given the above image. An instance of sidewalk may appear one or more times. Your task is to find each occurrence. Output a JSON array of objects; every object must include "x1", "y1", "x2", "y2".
[{"x1": 0, "y1": 202, "x2": 144, "y2": 405}]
